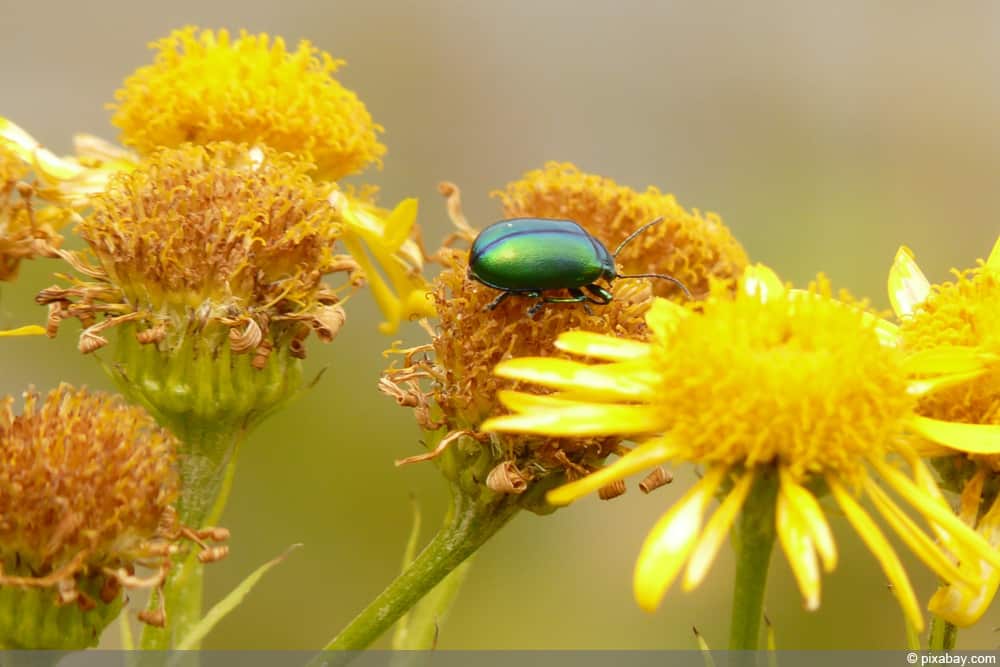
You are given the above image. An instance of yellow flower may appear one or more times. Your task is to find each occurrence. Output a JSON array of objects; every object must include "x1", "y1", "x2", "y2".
[
  {"x1": 493, "y1": 161, "x2": 748, "y2": 299},
  {"x1": 332, "y1": 190, "x2": 435, "y2": 334},
  {"x1": 0, "y1": 384, "x2": 227, "y2": 648},
  {"x1": 110, "y1": 27, "x2": 385, "y2": 181},
  {"x1": 483, "y1": 264, "x2": 1000, "y2": 631},
  {"x1": 888, "y1": 236, "x2": 1000, "y2": 626}
]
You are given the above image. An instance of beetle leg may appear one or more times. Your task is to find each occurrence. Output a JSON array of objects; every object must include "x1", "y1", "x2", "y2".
[
  {"x1": 582, "y1": 284, "x2": 613, "y2": 305},
  {"x1": 485, "y1": 291, "x2": 513, "y2": 311}
]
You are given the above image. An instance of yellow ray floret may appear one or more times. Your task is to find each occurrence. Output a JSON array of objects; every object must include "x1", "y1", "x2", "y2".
[{"x1": 333, "y1": 192, "x2": 434, "y2": 334}]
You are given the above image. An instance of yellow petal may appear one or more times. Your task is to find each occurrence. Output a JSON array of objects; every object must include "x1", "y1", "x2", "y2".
[
  {"x1": 555, "y1": 331, "x2": 652, "y2": 361},
  {"x1": 873, "y1": 317, "x2": 902, "y2": 348},
  {"x1": 634, "y1": 466, "x2": 727, "y2": 611},
  {"x1": 888, "y1": 246, "x2": 930, "y2": 317},
  {"x1": 742, "y1": 264, "x2": 785, "y2": 303},
  {"x1": 546, "y1": 437, "x2": 679, "y2": 506},
  {"x1": 986, "y1": 235, "x2": 1000, "y2": 274},
  {"x1": 645, "y1": 297, "x2": 689, "y2": 341},
  {"x1": 777, "y1": 485, "x2": 821, "y2": 611},
  {"x1": 382, "y1": 198, "x2": 419, "y2": 252},
  {"x1": 0, "y1": 325, "x2": 45, "y2": 337},
  {"x1": 872, "y1": 458, "x2": 1000, "y2": 570},
  {"x1": 485, "y1": 391, "x2": 664, "y2": 437},
  {"x1": 683, "y1": 469, "x2": 755, "y2": 590},
  {"x1": 907, "y1": 415, "x2": 1000, "y2": 455},
  {"x1": 863, "y1": 477, "x2": 975, "y2": 588},
  {"x1": 902, "y1": 346, "x2": 986, "y2": 375},
  {"x1": 931, "y1": 487, "x2": 1000, "y2": 626},
  {"x1": 0, "y1": 116, "x2": 83, "y2": 181},
  {"x1": 778, "y1": 469, "x2": 837, "y2": 572},
  {"x1": 907, "y1": 370, "x2": 987, "y2": 397},
  {"x1": 828, "y1": 476, "x2": 924, "y2": 632},
  {"x1": 929, "y1": 570, "x2": 999, "y2": 628},
  {"x1": 494, "y1": 357, "x2": 658, "y2": 401}
]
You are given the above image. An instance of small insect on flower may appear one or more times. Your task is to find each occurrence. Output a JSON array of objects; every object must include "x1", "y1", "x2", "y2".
[{"x1": 468, "y1": 217, "x2": 691, "y2": 316}]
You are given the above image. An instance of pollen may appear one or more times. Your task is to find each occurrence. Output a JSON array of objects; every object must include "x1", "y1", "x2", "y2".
[
  {"x1": 493, "y1": 161, "x2": 749, "y2": 299},
  {"x1": 110, "y1": 27, "x2": 385, "y2": 180}
]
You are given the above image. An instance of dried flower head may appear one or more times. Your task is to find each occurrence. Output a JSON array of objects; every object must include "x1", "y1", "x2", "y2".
[
  {"x1": 111, "y1": 27, "x2": 385, "y2": 181},
  {"x1": 0, "y1": 384, "x2": 226, "y2": 648},
  {"x1": 493, "y1": 162, "x2": 748, "y2": 299},
  {"x1": 39, "y1": 143, "x2": 354, "y2": 480},
  {"x1": 887, "y1": 238, "x2": 1000, "y2": 626},
  {"x1": 381, "y1": 183, "x2": 653, "y2": 509},
  {"x1": 483, "y1": 265, "x2": 1000, "y2": 630}
]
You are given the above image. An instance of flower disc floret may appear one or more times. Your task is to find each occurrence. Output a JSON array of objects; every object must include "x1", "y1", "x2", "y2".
[
  {"x1": 78, "y1": 141, "x2": 342, "y2": 314},
  {"x1": 493, "y1": 162, "x2": 748, "y2": 299},
  {"x1": 652, "y1": 277, "x2": 911, "y2": 483}
]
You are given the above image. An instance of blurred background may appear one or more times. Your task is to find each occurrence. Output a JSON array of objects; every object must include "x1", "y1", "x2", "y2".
[{"x1": 2, "y1": 0, "x2": 999, "y2": 650}]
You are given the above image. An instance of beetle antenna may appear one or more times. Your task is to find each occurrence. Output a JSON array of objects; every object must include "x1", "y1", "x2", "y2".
[
  {"x1": 612, "y1": 217, "x2": 665, "y2": 257},
  {"x1": 615, "y1": 272, "x2": 693, "y2": 299}
]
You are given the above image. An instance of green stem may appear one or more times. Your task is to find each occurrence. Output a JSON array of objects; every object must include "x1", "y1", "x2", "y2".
[
  {"x1": 928, "y1": 615, "x2": 958, "y2": 650},
  {"x1": 140, "y1": 428, "x2": 244, "y2": 650},
  {"x1": 318, "y1": 487, "x2": 519, "y2": 656},
  {"x1": 728, "y1": 470, "x2": 778, "y2": 651},
  {"x1": 392, "y1": 558, "x2": 474, "y2": 650}
]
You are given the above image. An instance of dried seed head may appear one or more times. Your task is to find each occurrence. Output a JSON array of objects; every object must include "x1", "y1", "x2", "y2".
[
  {"x1": 45, "y1": 142, "x2": 356, "y2": 439},
  {"x1": 0, "y1": 384, "x2": 224, "y2": 648}
]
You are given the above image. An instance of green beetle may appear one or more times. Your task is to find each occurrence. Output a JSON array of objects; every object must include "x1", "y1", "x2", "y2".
[{"x1": 468, "y1": 217, "x2": 690, "y2": 315}]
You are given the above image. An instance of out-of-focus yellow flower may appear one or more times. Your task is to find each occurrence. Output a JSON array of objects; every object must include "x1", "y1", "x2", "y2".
[
  {"x1": 110, "y1": 27, "x2": 385, "y2": 181},
  {"x1": 333, "y1": 190, "x2": 434, "y2": 334},
  {"x1": 888, "y1": 237, "x2": 1000, "y2": 627},
  {"x1": 483, "y1": 264, "x2": 1000, "y2": 631},
  {"x1": 0, "y1": 119, "x2": 130, "y2": 280},
  {"x1": 0, "y1": 116, "x2": 136, "y2": 208},
  {"x1": 493, "y1": 161, "x2": 748, "y2": 299}
]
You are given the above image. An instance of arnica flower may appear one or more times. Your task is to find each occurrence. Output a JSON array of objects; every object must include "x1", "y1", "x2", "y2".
[
  {"x1": 110, "y1": 26, "x2": 385, "y2": 181},
  {"x1": 888, "y1": 236, "x2": 1000, "y2": 626},
  {"x1": 482, "y1": 264, "x2": 1000, "y2": 631},
  {"x1": 38, "y1": 142, "x2": 353, "y2": 525},
  {"x1": 493, "y1": 161, "x2": 749, "y2": 299},
  {"x1": 0, "y1": 384, "x2": 227, "y2": 649}
]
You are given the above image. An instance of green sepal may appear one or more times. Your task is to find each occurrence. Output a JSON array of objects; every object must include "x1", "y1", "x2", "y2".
[{"x1": 0, "y1": 575, "x2": 123, "y2": 649}]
